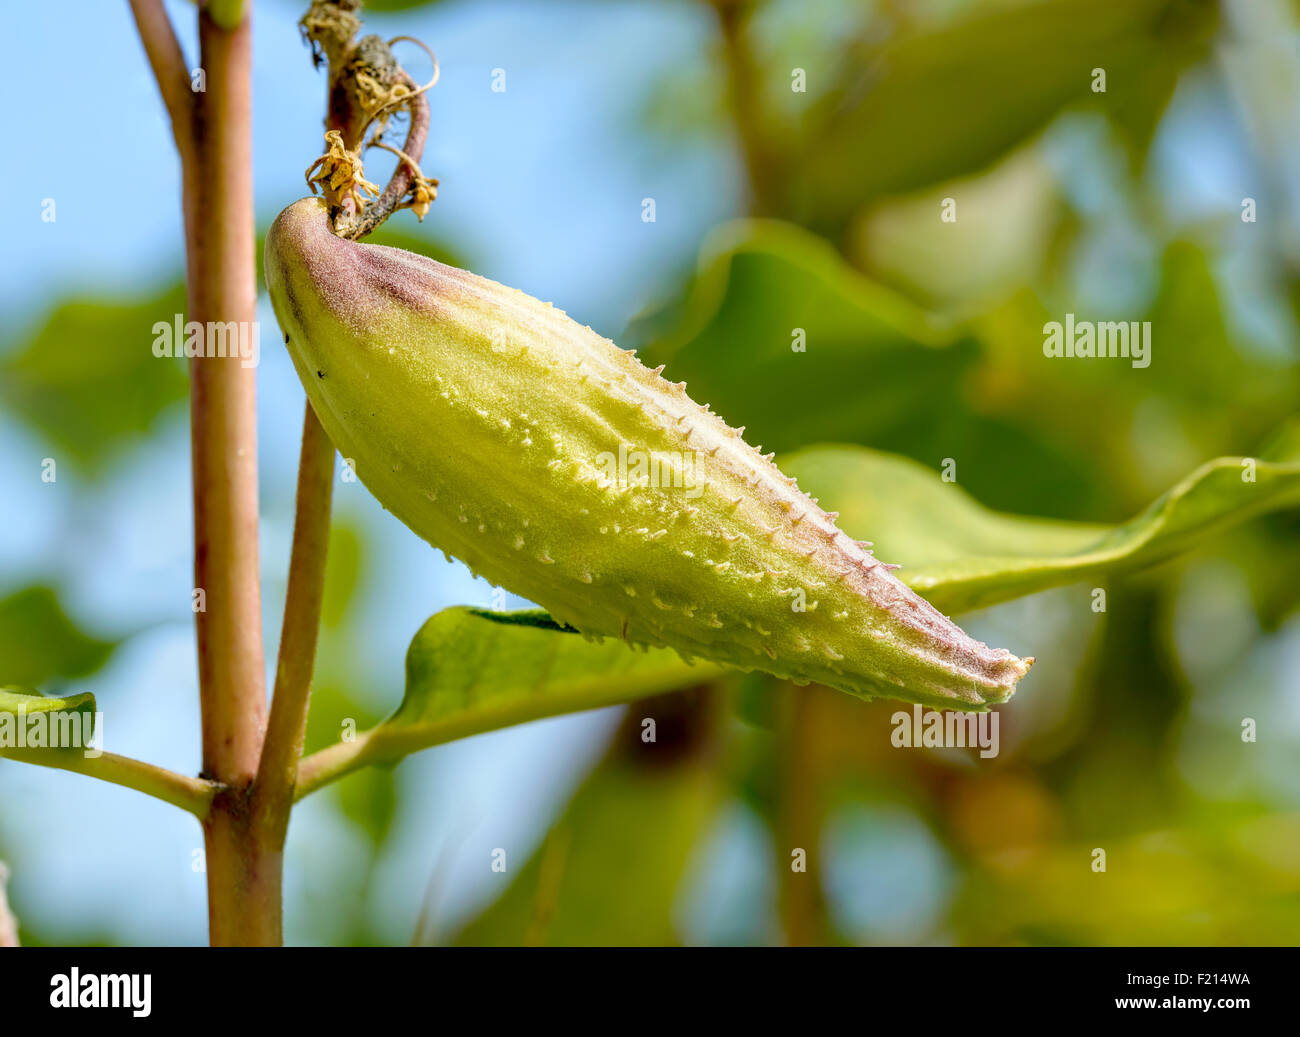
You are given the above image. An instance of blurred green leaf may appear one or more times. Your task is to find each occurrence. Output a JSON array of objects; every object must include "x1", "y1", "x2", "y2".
[
  {"x1": 983, "y1": 244, "x2": 1298, "y2": 466},
  {"x1": 793, "y1": 0, "x2": 1217, "y2": 225},
  {"x1": 1142, "y1": 243, "x2": 1294, "y2": 425},
  {"x1": 0, "y1": 587, "x2": 116, "y2": 687},
  {"x1": 639, "y1": 219, "x2": 971, "y2": 450},
  {"x1": 785, "y1": 442, "x2": 1300, "y2": 614},
  {"x1": 640, "y1": 224, "x2": 1299, "y2": 528},
  {"x1": 1261, "y1": 416, "x2": 1300, "y2": 463},
  {"x1": 350, "y1": 608, "x2": 719, "y2": 769},
  {"x1": 0, "y1": 287, "x2": 189, "y2": 476},
  {"x1": 969, "y1": 243, "x2": 1300, "y2": 529},
  {"x1": 850, "y1": 147, "x2": 1064, "y2": 308},
  {"x1": 302, "y1": 680, "x2": 400, "y2": 850},
  {"x1": 455, "y1": 693, "x2": 723, "y2": 945},
  {"x1": 955, "y1": 816, "x2": 1300, "y2": 945},
  {"x1": 455, "y1": 757, "x2": 718, "y2": 945},
  {"x1": 636, "y1": 219, "x2": 1106, "y2": 517},
  {"x1": 303, "y1": 680, "x2": 388, "y2": 757},
  {"x1": 336, "y1": 763, "x2": 398, "y2": 848},
  {"x1": 321, "y1": 521, "x2": 364, "y2": 629}
]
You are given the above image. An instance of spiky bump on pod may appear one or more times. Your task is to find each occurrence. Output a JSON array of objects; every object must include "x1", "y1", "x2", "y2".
[{"x1": 265, "y1": 197, "x2": 1032, "y2": 709}]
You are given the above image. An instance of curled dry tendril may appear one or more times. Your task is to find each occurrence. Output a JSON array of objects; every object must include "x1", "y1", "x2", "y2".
[{"x1": 297, "y1": 1, "x2": 441, "y2": 238}]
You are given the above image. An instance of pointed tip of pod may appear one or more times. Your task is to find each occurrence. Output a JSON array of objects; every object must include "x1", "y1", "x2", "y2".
[{"x1": 977, "y1": 651, "x2": 1034, "y2": 703}]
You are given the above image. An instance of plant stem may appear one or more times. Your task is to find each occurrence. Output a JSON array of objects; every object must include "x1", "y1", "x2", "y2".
[
  {"x1": 187, "y1": 6, "x2": 273, "y2": 946},
  {"x1": 713, "y1": 0, "x2": 782, "y2": 217},
  {"x1": 777, "y1": 684, "x2": 829, "y2": 945},
  {"x1": 188, "y1": 6, "x2": 265, "y2": 787},
  {"x1": 133, "y1": 0, "x2": 270, "y2": 945},
  {"x1": 127, "y1": 0, "x2": 196, "y2": 163},
  {"x1": 251, "y1": 406, "x2": 335, "y2": 850},
  {"x1": 294, "y1": 729, "x2": 378, "y2": 802},
  {"x1": 0, "y1": 748, "x2": 218, "y2": 818}
]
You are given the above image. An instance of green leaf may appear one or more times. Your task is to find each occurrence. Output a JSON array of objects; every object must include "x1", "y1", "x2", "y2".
[
  {"x1": 793, "y1": 0, "x2": 1217, "y2": 224},
  {"x1": 635, "y1": 220, "x2": 1105, "y2": 517},
  {"x1": 301, "y1": 680, "x2": 398, "y2": 846},
  {"x1": 336, "y1": 762, "x2": 398, "y2": 849},
  {"x1": 454, "y1": 694, "x2": 723, "y2": 946},
  {"x1": 321, "y1": 521, "x2": 364, "y2": 630},
  {"x1": 955, "y1": 817, "x2": 1300, "y2": 946},
  {"x1": 455, "y1": 756, "x2": 719, "y2": 945},
  {"x1": 638, "y1": 225, "x2": 1297, "y2": 525},
  {"x1": 331, "y1": 608, "x2": 719, "y2": 778},
  {"x1": 783, "y1": 443, "x2": 1300, "y2": 615},
  {"x1": 979, "y1": 243, "x2": 1299, "y2": 463},
  {"x1": 0, "y1": 287, "x2": 190, "y2": 476},
  {"x1": 0, "y1": 587, "x2": 117, "y2": 687},
  {"x1": 0, "y1": 686, "x2": 97, "y2": 744},
  {"x1": 638, "y1": 220, "x2": 973, "y2": 452}
]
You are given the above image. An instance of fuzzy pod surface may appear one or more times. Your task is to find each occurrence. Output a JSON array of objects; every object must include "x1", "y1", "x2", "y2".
[{"x1": 265, "y1": 197, "x2": 1032, "y2": 709}]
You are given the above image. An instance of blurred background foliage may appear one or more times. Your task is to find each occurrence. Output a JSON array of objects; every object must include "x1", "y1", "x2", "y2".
[{"x1": 2, "y1": 0, "x2": 1299, "y2": 945}]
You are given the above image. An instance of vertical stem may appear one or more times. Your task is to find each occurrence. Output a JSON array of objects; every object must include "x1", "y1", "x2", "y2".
[
  {"x1": 251, "y1": 406, "x2": 336, "y2": 851},
  {"x1": 187, "y1": 6, "x2": 274, "y2": 946},
  {"x1": 714, "y1": 0, "x2": 782, "y2": 217},
  {"x1": 777, "y1": 685, "x2": 829, "y2": 945},
  {"x1": 127, "y1": 0, "x2": 196, "y2": 163}
]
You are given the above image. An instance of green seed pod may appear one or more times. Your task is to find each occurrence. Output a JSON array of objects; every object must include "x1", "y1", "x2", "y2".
[{"x1": 265, "y1": 198, "x2": 1031, "y2": 708}]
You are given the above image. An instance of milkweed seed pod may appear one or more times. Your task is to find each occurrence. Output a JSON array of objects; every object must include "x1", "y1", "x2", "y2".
[{"x1": 265, "y1": 198, "x2": 1032, "y2": 708}]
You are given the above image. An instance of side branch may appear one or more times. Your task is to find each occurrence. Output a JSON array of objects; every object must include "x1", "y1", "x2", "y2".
[
  {"x1": 251, "y1": 405, "x2": 336, "y2": 839},
  {"x1": 0, "y1": 748, "x2": 218, "y2": 819},
  {"x1": 294, "y1": 729, "x2": 378, "y2": 803},
  {"x1": 127, "y1": 0, "x2": 197, "y2": 161}
]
